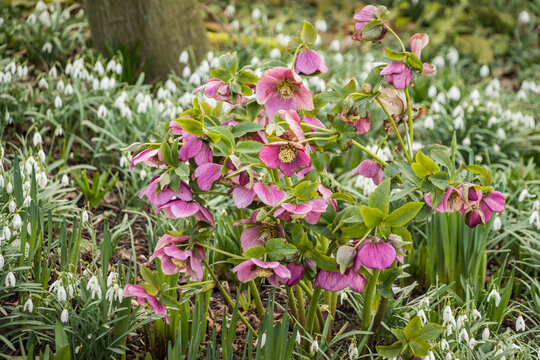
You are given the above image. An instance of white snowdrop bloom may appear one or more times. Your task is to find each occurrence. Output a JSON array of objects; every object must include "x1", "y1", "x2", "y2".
[
  {"x1": 0, "y1": 17, "x2": 3, "y2": 26},
  {"x1": 457, "y1": 315, "x2": 468, "y2": 329},
  {"x1": 309, "y1": 340, "x2": 319, "y2": 354},
  {"x1": 515, "y1": 89, "x2": 527, "y2": 100},
  {"x1": 224, "y1": 4, "x2": 235, "y2": 17},
  {"x1": 440, "y1": 339, "x2": 449, "y2": 350},
  {"x1": 6, "y1": 62, "x2": 16, "y2": 74},
  {"x1": 472, "y1": 309, "x2": 482, "y2": 321},
  {"x1": 96, "y1": 104, "x2": 108, "y2": 119},
  {"x1": 140, "y1": 169, "x2": 147, "y2": 180},
  {"x1": 417, "y1": 310, "x2": 427, "y2": 325},
  {"x1": 87, "y1": 276, "x2": 102, "y2": 300},
  {"x1": 445, "y1": 353, "x2": 453, "y2": 360},
  {"x1": 468, "y1": 338, "x2": 483, "y2": 349},
  {"x1": 295, "y1": 331, "x2": 301, "y2": 344},
  {"x1": 453, "y1": 116, "x2": 464, "y2": 130},
  {"x1": 41, "y1": 42, "x2": 53, "y2": 54},
  {"x1": 64, "y1": 84, "x2": 73, "y2": 96},
  {"x1": 23, "y1": 298, "x2": 34, "y2": 313},
  {"x1": 230, "y1": 19, "x2": 239, "y2": 31},
  {"x1": 431, "y1": 101, "x2": 441, "y2": 113},
  {"x1": 420, "y1": 297, "x2": 430, "y2": 308},
  {"x1": 54, "y1": 125, "x2": 64, "y2": 137},
  {"x1": 496, "y1": 128, "x2": 506, "y2": 139},
  {"x1": 48, "y1": 66, "x2": 58, "y2": 78},
  {"x1": 6, "y1": 182, "x2": 13, "y2": 194},
  {"x1": 5, "y1": 272, "x2": 16, "y2": 287},
  {"x1": 33, "y1": 132, "x2": 43, "y2": 146},
  {"x1": 106, "y1": 272, "x2": 118, "y2": 287},
  {"x1": 432, "y1": 55, "x2": 445, "y2": 68},
  {"x1": 13, "y1": 214, "x2": 22, "y2": 229},
  {"x1": 348, "y1": 344, "x2": 359, "y2": 359},
  {"x1": 422, "y1": 116, "x2": 434, "y2": 129},
  {"x1": 448, "y1": 86, "x2": 461, "y2": 101},
  {"x1": 119, "y1": 155, "x2": 129, "y2": 168},
  {"x1": 60, "y1": 174, "x2": 69, "y2": 187},
  {"x1": 114, "y1": 63, "x2": 122, "y2": 75},
  {"x1": 523, "y1": 114, "x2": 535, "y2": 128},
  {"x1": 35, "y1": 1, "x2": 47, "y2": 12},
  {"x1": 37, "y1": 172, "x2": 48, "y2": 188},
  {"x1": 315, "y1": 19, "x2": 327, "y2": 32},
  {"x1": 270, "y1": 48, "x2": 281, "y2": 59},
  {"x1": 532, "y1": 200, "x2": 540, "y2": 211},
  {"x1": 487, "y1": 116, "x2": 498, "y2": 127},
  {"x1": 333, "y1": 53, "x2": 344, "y2": 64},
  {"x1": 60, "y1": 309, "x2": 69, "y2": 323},
  {"x1": 27, "y1": 13, "x2": 37, "y2": 24},
  {"x1": 23, "y1": 195, "x2": 32, "y2": 207},
  {"x1": 93, "y1": 61, "x2": 104, "y2": 75},
  {"x1": 479, "y1": 65, "x2": 489, "y2": 78},
  {"x1": 165, "y1": 80, "x2": 177, "y2": 94},
  {"x1": 494, "y1": 348, "x2": 505, "y2": 360},
  {"x1": 259, "y1": 333, "x2": 266, "y2": 347},
  {"x1": 423, "y1": 352, "x2": 435, "y2": 360},
  {"x1": 458, "y1": 329, "x2": 469, "y2": 343},
  {"x1": 251, "y1": 8, "x2": 261, "y2": 19},
  {"x1": 38, "y1": 78, "x2": 49, "y2": 89},
  {"x1": 54, "y1": 96, "x2": 62, "y2": 109},
  {"x1": 518, "y1": 189, "x2": 531, "y2": 202},
  {"x1": 9, "y1": 200, "x2": 17, "y2": 213},
  {"x1": 443, "y1": 306, "x2": 456, "y2": 326},
  {"x1": 326, "y1": 39, "x2": 340, "y2": 52},
  {"x1": 106, "y1": 59, "x2": 117, "y2": 73},
  {"x1": 427, "y1": 85, "x2": 437, "y2": 98},
  {"x1": 518, "y1": 11, "x2": 530, "y2": 24},
  {"x1": 38, "y1": 149, "x2": 46, "y2": 162},
  {"x1": 27, "y1": 222, "x2": 32, "y2": 236},
  {"x1": 436, "y1": 92, "x2": 447, "y2": 104},
  {"x1": 2, "y1": 71, "x2": 11, "y2": 83},
  {"x1": 529, "y1": 211, "x2": 539, "y2": 228},
  {"x1": 481, "y1": 327, "x2": 490, "y2": 341},
  {"x1": 39, "y1": 11, "x2": 51, "y2": 27},
  {"x1": 487, "y1": 289, "x2": 501, "y2": 306},
  {"x1": 0, "y1": 255, "x2": 4, "y2": 270},
  {"x1": 57, "y1": 285, "x2": 67, "y2": 301},
  {"x1": 121, "y1": 105, "x2": 132, "y2": 119},
  {"x1": 446, "y1": 48, "x2": 459, "y2": 65},
  {"x1": 188, "y1": 72, "x2": 201, "y2": 86},
  {"x1": 81, "y1": 210, "x2": 89, "y2": 223},
  {"x1": 515, "y1": 316, "x2": 526, "y2": 331},
  {"x1": 314, "y1": 34, "x2": 322, "y2": 46},
  {"x1": 462, "y1": 137, "x2": 471, "y2": 146}
]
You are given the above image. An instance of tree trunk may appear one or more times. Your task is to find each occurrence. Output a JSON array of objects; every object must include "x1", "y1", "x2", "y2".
[{"x1": 84, "y1": 0, "x2": 210, "y2": 82}]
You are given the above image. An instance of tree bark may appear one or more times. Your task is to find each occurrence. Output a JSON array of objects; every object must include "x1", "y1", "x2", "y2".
[{"x1": 84, "y1": 0, "x2": 210, "y2": 82}]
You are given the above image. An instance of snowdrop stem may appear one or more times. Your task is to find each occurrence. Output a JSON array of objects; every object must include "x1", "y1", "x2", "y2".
[
  {"x1": 361, "y1": 269, "x2": 380, "y2": 331},
  {"x1": 248, "y1": 280, "x2": 265, "y2": 319},
  {"x1": 203, "y1": 260, "x2": 258, "y2": 337},
  {"x1": 350, "y1": 140, "x2": 388, "y2": 167},
  {"x1": 375, "y1": 97, "x2": 413, "y2": 163}
]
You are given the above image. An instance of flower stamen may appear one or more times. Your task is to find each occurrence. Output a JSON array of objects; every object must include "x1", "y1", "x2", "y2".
[{"x1": 278, "y1": 145, "x2": 297, "y2": 163}]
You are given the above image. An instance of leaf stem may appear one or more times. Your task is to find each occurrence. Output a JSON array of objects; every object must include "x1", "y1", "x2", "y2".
[
  {"x1": 248, "y1": 280, "x2": 265, "y2": 319},
  {"x1": 350, "y1": 140, "x2": 388, "y2": 167},
  {"x1": 404, "y1": 88, "x2": 415, "y2": 159},
  {"x1": 305, "y1": 285, "x2": 323, "y2": 336},
  {"x1": 383, "y1": 23, "x2": 406, "y2": 52},
  {"x1": 361, "y1": 269, "x2": 380, "y2": 331},
  {"x1": 375, "y1": 97, "x2": 413, "y2": 163}
]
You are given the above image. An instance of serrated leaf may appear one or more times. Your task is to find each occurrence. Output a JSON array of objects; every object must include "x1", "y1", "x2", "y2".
[
  {"x1": 300, "y1": 21, "x2": 317, "y2": 45},
  {"x1": 243, "y1": 245, "x2": 266, "y2": 259},
  {"x1": 360, "y1": 206, "x2": 385, "y2": 229},
  {"x1": 406, "y1": 53, "x2": 424, "y2": 71},
  {"x1": 411, "y1": 150, "x2": 439, "y2": 178},
  {"x1": 419, "y1": 322, "x2": 445, "y2": 341},
  {"x1": 237, "y1": 70, "x2": 260, "y2": 85},
  {"x1": 404, "y1": 316, "x2": 422, "y2": 340},
  {"x1": 175, "y1": 117, "x2": 204, "y2": 137},
  {"x1": 361, "y1": 19, "x2": 384, "y2": 41},
  {"x1": 266, "y1": 238, "x2": 296, "y2": 261},
  {"x1": 232, "y1": 122, "x2": 265, "y2": 137},
  {"x1": 368, "y1": 178, "x2": 391, "y2": 214},
  {"x1": 292, "y1": 181, "x2": 318, "y2": 202}
]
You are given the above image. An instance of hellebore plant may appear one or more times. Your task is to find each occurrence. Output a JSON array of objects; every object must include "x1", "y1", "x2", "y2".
[{"x1": 124, "y1": 10, "x2": 505, "y2": 359}]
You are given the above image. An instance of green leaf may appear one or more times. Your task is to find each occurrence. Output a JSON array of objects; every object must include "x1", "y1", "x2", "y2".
[
  {"x1": 174, "y1": 162, "x2": 190, "y2": 180},
  {"x1": 368, "y1": 178, "x2": 391, "y2": 214},
  {"x1": 243, "y1": 245, "x2": 266, "y2": 259},
  {"x1": 237, "y1": 70, "x2": 260, "y2": 85},
  {"x1": 292, "y1": 181, "x2": 318, "y2": 202},
  {"x1": 360, "y1": 206, "x2": 385, "y2": 229},
  {"x1": 376, "y1": 342, "x2": 403, "y2": 358},
  {"x1": 232, "y1": 122, "x2": 265, "y2": 137},
  {"x1": 406, "y1": 53, "x2": 424, "y2": 71},
  {"x1": 336, "y1": 246, "x2": 356, "y2": 274},
  {"x1": 430, "y1": 149, "x2": 453, "y2": 171},
  {"x1": 310, "y1": 250, "x2": 338, "y2": 272},
  {"x1": 361, "y1": 19, "x2": 384, "y2": 41},
  {"x1": 300, "y1": 21, "x2": 317, "y2": 45},
  {"x1": 419, "y1": 322, "x2": 445, "y2": 341},
  {"x1": 140, "y1": 266, "x2": 161, "y2": 296},
  {"x1": 330, "y1": 192, "x2": 356, "y2": 204},
  {"x1": 236, "y1": 140, "x2": 264, "y2": 154},
  {"x1": 408, "y1": 339, "x2": 430, "y2": 357},
  {"x1": 465, "y1": 164, "x2": 492, "y2": 185},
  {"x1": 385, "y1": 47, "x2": 408, "y2": 60},
  {"x1": 384, "y1": 202, "x2": 424, "y2": 227},
  {"x1": 411, "y1": 150, "x2": 440, "y2": 178},
  {"x1": 246, "y1": 102, "x2": 262, "y2": 121},
  {"x1": 404, "y1": 316, "x2": 422, "y2": 340},
  {"x1": 210, "y1": 69, "x2": 231, "y2": 81},
  {"x1": 174, "y1": 117, "x2": 204, "y2": 137},
  {"x1": 160, "y1": 140, "x2": 178, "y2": 167},
  {"x1": 266, "y1": 238, "x2": 296, "y2": 261}
]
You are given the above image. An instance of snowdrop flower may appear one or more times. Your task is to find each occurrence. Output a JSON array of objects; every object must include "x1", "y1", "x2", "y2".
[
  {"x1": 115, "y1": 63, "x2": 122, "y2": 75},
  {"x1": 224, "y1": 4, "x2": 235, "y2": 17},
  {"x1": 295, "y1": 331, "x2": 301, "y2": 344},
  {"x1": 33, "y1": 132, "x2": 43, "y2": 146},
  {"x1": 417, "y1": 310, "x2": 427, "y2": 325},
  {"x1": 5, "y1": 272, "x2": 16, "y2": 287},
  {"x1": 529, "y1": 211, "x2": 539, "y2": 228},
  {"x1": 518, "y1": 189, "x2": 532, "y2": 202},
  {"x1": 60, "y1": 174, "x2": 69, "y2": 187},
  {"x1": 515, "y1": 316, "x2": 525, "y2": 331},
  {"x1": 48, "y1": 67, "x2": 58, "y2": 78},
  {"x1": 427, "y1": 85, "x2": 437, "y2": 98},
  {"x1": 462, "y1": 137, "x2": 471, "y2": 146},
  {"x1": 440, "y1": 339, "x2": 449, "y2": 350},
  {"x1": 431, "y1": 101, "x2": 441, "y2": 113},
  {"x1": 97, "y1": 104, "x2": 108, "y2": 119},
  {"x1": 270, "y1": 48, "x2": 281, "y2": 59},
  {"x1": 348, "y1": 344, "x2": 359, "y2": 359},
  {"x1": 230, "y1": 19, "x2": 239, "y2": 31},
  {"x1": 13, "y1": 214, "x2": 22, "y2": 229},
  {"x1": 140, "y1": 170, "x2": 147, "y2": 180},
  {"x1": 445, "y1": 353, "x2": 453, "y2": 360},
  {"x1": 496, "y1": 128, "x2": 506, "y2": 139},
  {"x1": 6, "y1": 182, "x2": 13, "y2": 194},
  {"x1": 309, "y1": 340, "x2": 319, "y2": 354},
  {"x1": 468, "y1": 338, "x2": 482, "y2": 349},
  {"x1": 38, "y1": 78, "x2": 49, "y2": 89},
  {"x1": 64, "y1": 84, "x2": 73, "y2": 96},
  {"x1": 329, "y1": 39, "x2": 340, "y2": 52},
  {"x1": 457, "y1": 315, "x2": 468, "y2": 329},
  {"x1": 453, "y1": 116, "x2": 464, "y2": 130},
  {"x1": 433, "y1": 56, "x2": 445, "y2": 68},
  {"x1": 9, "y1": 200, "x2": 16, "y2": 213},
  {"x1": 38, "y1": 149, "x2": 46, "y2": 162},
  {"x1": 448, "y1": 86, "x2": 461, "y2": 101},
  {"x1": 106, "y1": 59, "x2": 117, "y2": 73},
  {"x1": 251, "y1": 8, "x2": 261, "y2": 19},
  {"x1": 315, "y1": 19, "x2": 327, "y2": 32},
  {"x1": 0, "y1": 255, "x2": 4, "y2": 269},
  {"x1": 518, "y1": 11, "x2": 530, "y2": 24},
  {"x1": 57, "y1": 285, "x2": 67, "y2": 301},
  {"x1": 490, "y1": 216, "x2": 501, "y2": 230},
  {"x1": 446, "y1": 48, "x2": 459, "y2": 65},
  {"x1": 106, "y1": 272, "x2": 118, "y2": 287},
  {"x1": 23, "y1": 195, "x2": 32, "y2": 207},
  {"x1": 54, "y1": 96, "x2": 62, "y2": 109},
  {"x1": 41, "y1": 42, "x2": 53, "y2": 54},
  {"x1": 60, "y1": 309, "x2": 69, "y2": 323},
  {"x1": 55, "y1": 126, "x2": 63, "y2": 137},
  {"x1": 24, "y1": 298, "x2": 34, "y2": 313},
  {"x1": 37, "y1": 172, "x2": 47, "y2": 188},
  {"x1": 494, "y1": 348, "x2": 505, "y2": 360},
  {"x1": 27, "y1": 13, "x2": 37, "y2": 24},
  {"x1": 436, "y1": 92, "x2": 447, "y2": 104},
  {"x1": 443, "y1": 306, "x2": 456, "y2": 327},
  {"x1": 481, "y1": 327, "x2": 490, "y2": 341},
  {"x1": 423, "y1": 352, "x2": 435, "y2": 360},
  {"x1": 314, "y1": 34, "x2": 322, "y2": 46},
  {"x1": 472, "y1": 309, "x2": 482, "y2": 321},
  {"x1": 479, "y1": 65, "x2": 489, "y2": 78},
  {"x1": 119, "y1": 155, "x2": 129, "y2": 168},
  {"x1": 189, "y1": 72, "x2": 201, "y2": 86},
  {"x1": 35, "y1": 1, "x2": 47, "y2": 12},
  {"x1": 87, "y1": 276, "x2": 102, "y2": 300},
  {"x1": 333, "y1": 53, "x2": 344, "y2": 64},
  {"x1": 458, "y1": 329, "x2": 469, "y2": 343},
  {"x1": 487, "y1": 289, "x2": 501, "y2": 306},
  {"x1": 487, "y1": 116, "x2": 498, "y2": 127},
  {"x1": 81, "y1": 210, "x2": 89, "y2": 223},
  {"x1": 93, "y1": 61, "x2": 104, "y2": 75}
]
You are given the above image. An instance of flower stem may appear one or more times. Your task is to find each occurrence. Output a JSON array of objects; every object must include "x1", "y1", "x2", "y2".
[
  {"x1": 375, "y1": 97, "x2": 413, "y2": 163},
  {"x1": 303, "y1": 124, "x2": 334, "y2": 133},
  {"x1": 361, "y1": 269, "x2": 380, "y2": 331},
  {"x1": 166, "y1": 281, "x2": 213, "y2": 292},
  {"x1": 198, "y1": 243, "x2": 244, "y2": 260},
  {"x1": 404, "y1": 88, "x2": 415, "y2": 159},
  {"x1": 286, "y1": 286, "x2": 300, "y2": 322},
  {"x1": 383, "y1": 23, "x2": 406, "y2": 52},
  {"x1": 203, "y1": 260, "x2": 258, "y2": 337},
  {"x1": 305, "y1": 285, "x2": 323, "y2": 336},
  {"x1": 295, "y1": 284, "x2": 307, "y2": 326},
  {"x1": 350, "y1": 140, "x2": 388, "y2": 167},
  {"x1": 368, "y1": 296, "x2": 389, "y2": 348},
  {"x1": 248, "y1": 280, "x2": 265, "y2": 319},
  {"x1": 299, "y1": 135, "x2": 338, "y2": 143}
]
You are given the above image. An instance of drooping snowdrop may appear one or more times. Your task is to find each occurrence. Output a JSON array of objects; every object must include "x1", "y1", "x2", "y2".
[
  {"x1": 518, "y1": 11, "x2": 530, "y2": 24},
  {"x1": 479, "y1": 65, "x2": 489, "y2": 77},
  {"x1": 41, "y1": 42, "x2": 53, "y2": 54},
  {"x1": 38, "y1": 78, "x2": 49, "y2": 89},
  {"x1": 446, "y1": 48, "x2": 459, "y2": 65},
  {"x1": 23, "y1": 298, "x2": 34, "y2": 313},
  {"x1": 54, "y1": 96, "x2": 62, "y2": 109},
  {"x1": 251, "y1": 8, "x2": 261, "y2": 19},
  {"x1": 33, "y1": 132, "x2": 43, "y2": 147},
  {"x1": 5, "y1": 272, "x2": 16, "y2": 287},
  {"x1": 482, "y1": 327, "x2": 490, "y2": 341},
  {"x1": 60, "y1": 309, "x2": 69, "y2": 323},
  {"x1": 315, "y1": 19, "x2": 327, "y2": 32},
  {"x1": 81, "y1": 210, "x2": 89, "y2": 223},
  {"x1": 309, "y1": 340, "x2": 319, "y2": 355},
  {"x1": 447, "y1": 86, "x2": 461, "y2": 101},
  {"x1": 515, "y1": 315, "x2": 525, "y2": 332},
  {"x1": 12, "y1": 214, "x2": 22, "y2": 229},
  {"x1": 487, "y1": 289, "x2": 501, "y2": 306}
]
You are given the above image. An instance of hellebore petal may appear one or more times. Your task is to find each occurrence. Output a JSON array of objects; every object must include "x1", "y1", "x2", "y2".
[
  {"x1": 294, "y1": 49, "x2": 328, "y2": 75},
  {"x1": 356, "y1": 241, "x2": 396, "y2": 270}
]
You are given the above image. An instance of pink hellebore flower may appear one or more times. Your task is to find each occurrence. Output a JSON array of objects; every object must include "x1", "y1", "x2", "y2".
[
  {"x1": 233, "y1": 212, "x2": 285, "y2": 251},
  {"x1": 294, "y1": 49, "x2": 328, "y2": 75},
  {"x1": 317, "y1": 184, "x2": 338, "y2": 212},
  {"x1": 313, "y1": 269, "x2": 366, "y2": 292},
  {"x1": 194, "y1": 78, "x2": 231, "y2": 102},
  {"x1": 286, "y1": 262, "x2": 306, "y2": 286},
  {"x1": 352, "y1": 160, "x2": 384, "y2": 185},
  {"x1": 124, "y1": 284, "x2": 169, "y2": 324},
  {"x1": 380, "y1": 61, "x2": 413, "y2": 90},
  {"x1": 341, "y1": 110, "x2": 371, "y2": 134},
  {"x1": 149, "y1": 234, "x2": 205, "y2": 281},
  {"x1": 139, "y1": 176, "x2": 193, "y2": 206},
  {"x1": 130, "y1": 148, "x2": 165, "y2": 170},
  {"x1": 256, "y1": 67, "x2": 314, "y2": 119},
  {"x1": 424, "y1": 186, "x2": 465, "y2": 213},
  {"x1": 260, "y1": 141, "x2": 311, "y2": 176},
  {"x1": 410, "y1": 33, "x2": 435, "y2": 74},
  {"x1": 233, "y1": 258, "x2": 291, "y2": 288},
  {"x1": 157, "y1": 199, "x2": 214, "y2": 226},
  {"x1": 193, "y1": 163, "x2": 222, "y2": 191},
  {"x1": 231, "y1": 182, "x2": 287, "y2": 209},
  {"x1": 179, "y1": 133, "x2": 213, "y2": 166},
  {"x1": 354, "y1": 237, "x2": 398, "y2": 270},
  {"x1": 352, "y1": 5, "x2": 388, "y2": 42},
  {"x1": 274, "y1": 198, "x2": 327, "y2": 224},
  {"x1": 464, "y1": 191, "x2": 506, "y2": 228}
]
